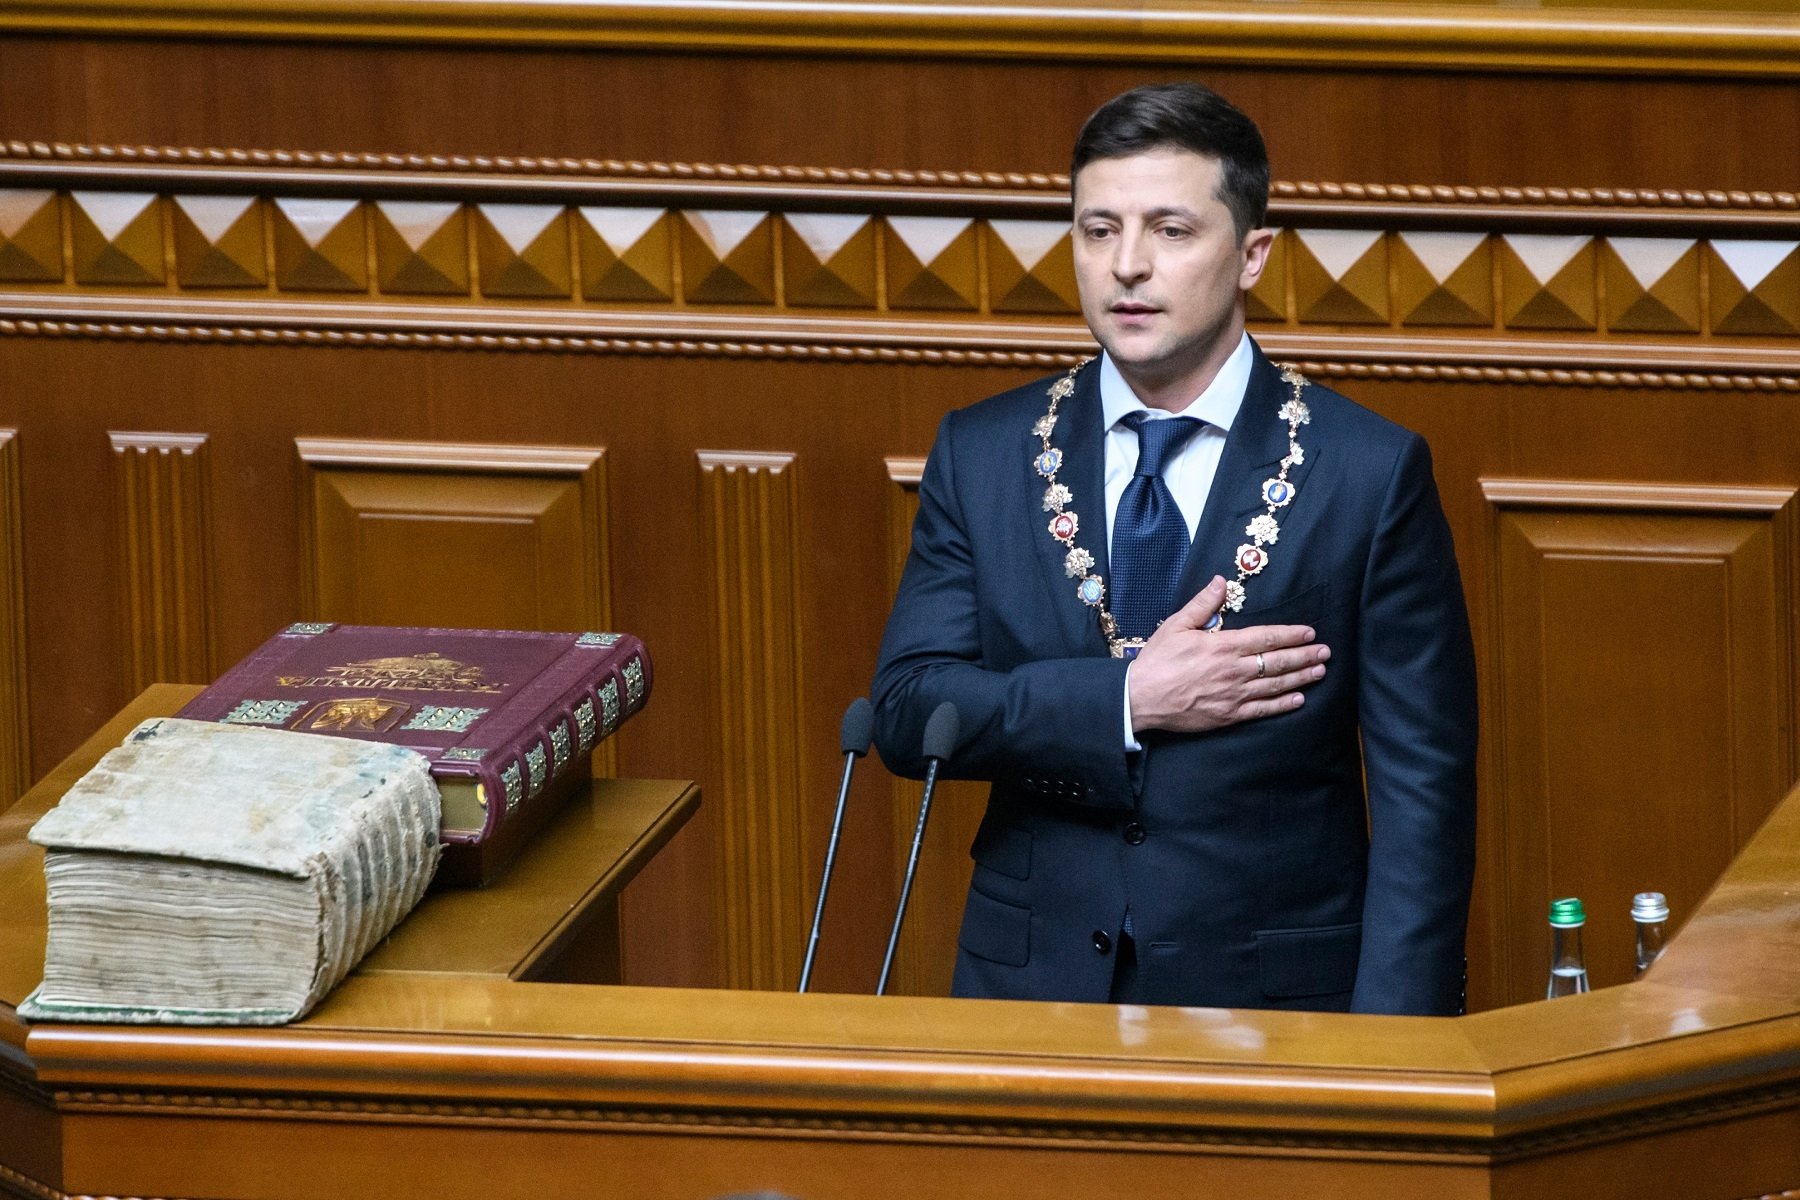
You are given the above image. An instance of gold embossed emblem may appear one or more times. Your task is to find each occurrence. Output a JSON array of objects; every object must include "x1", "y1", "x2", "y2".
[
  {"x1": 623, "y1": 658, "x2": 645, "y2": 708},
  {"x1": 550, "y1": 720, "x2": 571, "y2": 770},
  {"x1": 525, "y1": 742, "x2": 548, "y2": 798},
  {"x1": 300, "y1": 697, "x2": 408, "y2": 732}
]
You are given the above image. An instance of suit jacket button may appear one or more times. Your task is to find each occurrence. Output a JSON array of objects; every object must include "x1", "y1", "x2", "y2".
[
  {"x1": 1123, "y1": 821, "x2": 1146, "y2": 846},
  {"x1": 1092, "y1": 931, "x2": 1113, "y2": 955}
]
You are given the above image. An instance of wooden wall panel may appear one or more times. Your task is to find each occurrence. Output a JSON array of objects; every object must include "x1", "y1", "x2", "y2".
[
  {"x1": 295, "y1": 439, "x2": 615, "y2": 773},
  {"x1": 1482, "y1": 480, "x2": 1797, "y2": 1004},
  {"x1": 698, "y1": 450, "x2": 808, "y2": 991},
  {"x1": 0, "y1": 430, "x2": 24, "y2": 810},
  {"x1": 880, "y1": 457, "x2": 987, "y2": 997},
  {"x1": 108, "y1": 432, "x2": 213, "y2": 698},
  {"x1": 1, "y1": 12, "x2": 1799, "y2": 1005}
]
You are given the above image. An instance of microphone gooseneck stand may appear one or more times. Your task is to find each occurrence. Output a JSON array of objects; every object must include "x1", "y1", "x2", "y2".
[
  {"x1": 797, "y1": 697, "x2": 873, "y2": 993},
  {"x1": 877, "y1": 701, "x2": 960, "y2": 996}
]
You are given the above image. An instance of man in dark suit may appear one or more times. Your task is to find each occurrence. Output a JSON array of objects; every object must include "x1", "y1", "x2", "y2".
[{"x1": 871, "y1": 82, "x2": 1477, "y2": 1016}]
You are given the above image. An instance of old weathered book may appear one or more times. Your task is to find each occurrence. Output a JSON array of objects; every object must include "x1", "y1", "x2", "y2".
[
  {"x1": 23, "y1": 718, "x2": 440, "y2": 1025},
  {"x1": 177, "y1": 623, "x2": 652, "y2": 886}
]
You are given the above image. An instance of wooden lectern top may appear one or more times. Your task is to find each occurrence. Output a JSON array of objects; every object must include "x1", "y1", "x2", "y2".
[{"x1": 3, "y1": 688, "x2": 1800, "y2": 1199}]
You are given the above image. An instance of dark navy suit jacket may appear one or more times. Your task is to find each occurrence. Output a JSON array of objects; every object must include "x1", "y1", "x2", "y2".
[{"x1": 871, "y1": 342, "x2": 1478, "y2": 1015}]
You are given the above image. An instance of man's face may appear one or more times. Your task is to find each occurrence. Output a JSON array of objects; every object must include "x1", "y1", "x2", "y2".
[{"x1": 1072, "y1": 149, "x2": 1272, "y2": 408}]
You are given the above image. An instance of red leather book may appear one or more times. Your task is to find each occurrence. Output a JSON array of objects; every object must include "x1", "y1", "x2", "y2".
[{"x1": 177, "y1": 623, "x2": 651, "y2": 887}]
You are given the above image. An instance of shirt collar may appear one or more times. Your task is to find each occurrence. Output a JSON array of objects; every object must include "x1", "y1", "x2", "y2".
[{"x1": 1098, "y1": 332, "x2": 1253, "y2": 432}]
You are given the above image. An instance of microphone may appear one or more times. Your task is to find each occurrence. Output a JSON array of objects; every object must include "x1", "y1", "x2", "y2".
[
  {"x1": 877, "y1": 701, "x2": 960, "y2": 996},
  {"x1": 797, "y1": 697, "x2": 874, "y2": 993}
]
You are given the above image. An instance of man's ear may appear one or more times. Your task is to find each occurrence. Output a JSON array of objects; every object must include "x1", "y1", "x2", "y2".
[{"x1": 1238, "y1": 227, "x2": 1276, "y2": 291}]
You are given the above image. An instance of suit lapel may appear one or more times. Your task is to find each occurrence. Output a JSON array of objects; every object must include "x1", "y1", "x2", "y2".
[
  {"x1": 1029, "y1": 362, "x2": 1110, "y2": 656},
  {"x1": 1177, "y1": 346, "x2": 1321, "y2": 603}
]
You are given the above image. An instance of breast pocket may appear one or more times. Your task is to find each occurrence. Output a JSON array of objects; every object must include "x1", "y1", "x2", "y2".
[{"x1": 1236, "y1": 580, "x2": 1330, "y2": 629}]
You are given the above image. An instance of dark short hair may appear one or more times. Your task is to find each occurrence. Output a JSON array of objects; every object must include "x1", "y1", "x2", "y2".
[{"x1": 1071, "y1": 83, "x2": 1271, "y2": 240}]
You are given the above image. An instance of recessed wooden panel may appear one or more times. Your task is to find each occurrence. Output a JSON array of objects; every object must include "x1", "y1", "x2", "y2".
[
  {"x1": 109, "y1": 432, "x2": 214, "y2": 696},
  {"x1": 883, "y1": 456, "x2": 986, "y2": 997},
  {"x1": 1484, "y1": 480, "x2": 1796, "y2": 1006},
  {"x1": 698, "y1": 450, "x2": 806, "y2": 990},
  {"x1": 0, "y1": 430, "x2": 27, "y2": 808},
  {"x1": 297, "y1": 439, "x2": 610, "y2": 630},
  {"x1": 296, "y1": 440, "x2": 617, "y2": 784}
]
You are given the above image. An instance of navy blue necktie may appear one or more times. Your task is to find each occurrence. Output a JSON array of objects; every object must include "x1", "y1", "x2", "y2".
[{"x1": 1111, "y1": 414, "x2": 1204, "y2": 642}]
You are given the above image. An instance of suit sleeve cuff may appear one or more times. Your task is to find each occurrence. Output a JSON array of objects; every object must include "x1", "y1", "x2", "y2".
[{"x1": 1122, "y1": 660, "x2": 1143, "y2": 753}]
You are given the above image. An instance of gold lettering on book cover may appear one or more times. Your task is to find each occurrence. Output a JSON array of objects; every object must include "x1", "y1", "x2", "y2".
[
  {"x1": 275, "y1": 652, "x2": 505, "y2": 694},
  {"x1": 301, "y1": 697, "x2": 409, "y2": 732}
]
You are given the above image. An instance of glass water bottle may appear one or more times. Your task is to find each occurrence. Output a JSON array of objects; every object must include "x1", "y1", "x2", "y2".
[
  {"x1": 1546, "y1": 896, "x2": 1589, "y2": 998},
  {"x1": 1633, "y1": 891, "x2": 1669, "y2": 978}
]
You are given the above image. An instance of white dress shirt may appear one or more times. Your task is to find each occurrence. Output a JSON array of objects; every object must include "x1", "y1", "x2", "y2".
[{"x1": 1102, "y1": 333, "x2": 1254, "y2": 747}]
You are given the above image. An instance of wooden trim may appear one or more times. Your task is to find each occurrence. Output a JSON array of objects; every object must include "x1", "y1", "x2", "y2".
[
  {"x1": 108, "y1": 431, "x2": 214, "y2": 696},
  {"x1": 10, "y1": 304, "x2": 1800, "y2": 392},
  {"x1": 697, "y1": 450, "x2": 807, "y2": 991},
  {"x1": 0, "y1": 432, "x2": 25, "y2": 807},
  {"x1": 1479, "y1": 479, "x2": 1800, "y2": 513},
  {"x1": 883, "y1": 461, "x2": 926, "y2": 995},
  {"x1": 1, "y1": 0, "x2": 1799, "y2": 79},
  {"x1": 10, "y1": 151, "x2": 1800, "y2": 229},
  {"x1": 295, "y1": 438, "x2": 605, "y2": 474},
  {"x1": 15, "y1": 169, "x2": 1800, "y2": 371}
]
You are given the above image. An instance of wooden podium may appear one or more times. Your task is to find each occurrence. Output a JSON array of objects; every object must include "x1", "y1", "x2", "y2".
[{"x1": 4, "y1": 689, "x2": 1800, "y2": 1199}]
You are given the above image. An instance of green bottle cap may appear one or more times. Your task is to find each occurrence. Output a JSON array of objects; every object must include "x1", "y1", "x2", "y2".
[{"x1": 1549, "y1": 897, "x2": 1586, "y2": 927}]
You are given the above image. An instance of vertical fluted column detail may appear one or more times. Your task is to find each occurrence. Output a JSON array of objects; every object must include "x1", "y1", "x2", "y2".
[
  {"x1": 0, "y1": 431, "x2": 29, "y2": 807},
  {"x1": 110, "y1": 433, "x2": 214, "y2": 697},
  {"x1": 884, "y1": 457, "x2": 930, "y2": 994},
  {"x1": 698, "y1": 450, "x2": 806, "y2": 990}
]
